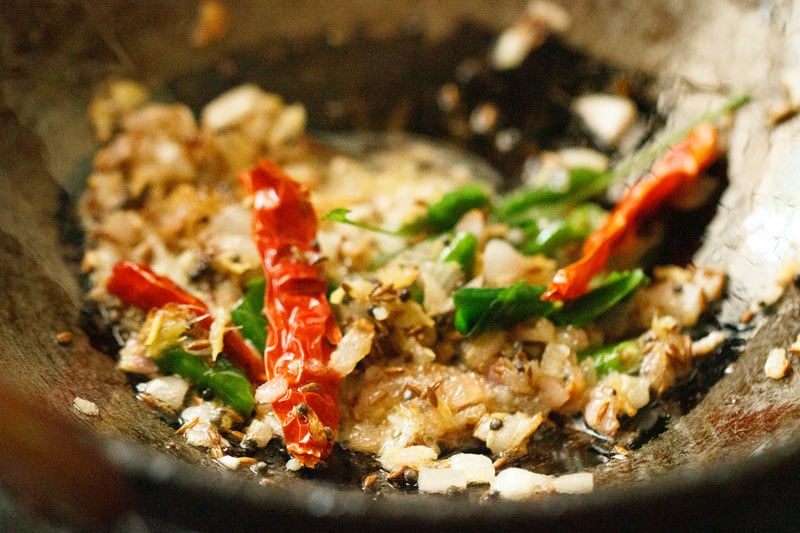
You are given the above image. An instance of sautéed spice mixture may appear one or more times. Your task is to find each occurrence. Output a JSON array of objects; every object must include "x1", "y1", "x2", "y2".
[{"x1": 79, "y1": 7, "x2": 745, "y2": 499}]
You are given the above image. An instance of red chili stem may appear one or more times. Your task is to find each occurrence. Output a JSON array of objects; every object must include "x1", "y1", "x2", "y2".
[
  {"x1": 106, "y1": 260, "x2": 267, "y2": 383},
  {"x1": 543, "y1": 122, "x2": 719, "y2": 301}
]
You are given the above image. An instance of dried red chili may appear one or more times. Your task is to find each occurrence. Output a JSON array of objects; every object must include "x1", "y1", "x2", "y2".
[
  {"x1": 239, "y1": 159, "x2": 342, "y2": 468},
  {"x1": 106, "y1": 260, "x2": 267, "y2": 384},
  {"x1": 543, "y1": 122, "x2": 719, "y2": 301}
]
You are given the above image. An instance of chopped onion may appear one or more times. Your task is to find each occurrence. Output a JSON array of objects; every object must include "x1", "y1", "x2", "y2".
[
  {"x1": 73, "y1": 397, "x2": 99, "y2": 416},
  {"x1": 599, "y1": 372, "x2": 651, "y2": 416},
  {"x1": 692, "y1": 267, "x2": 726, "y2": 302},
  {"x1": 765, "y1": 347, "x2": 790, "y2": 380},
  {"x1": 789, "y1": 334, "x2": 800, "y2": 355},
  {"x1": 482, "y1": 238, "x2": 555, "y2": 287},
  {"x1": 378, "y1": 445, "x2": 438, "y2": 472},
  {"x1": 182, "y1": 422, "x2": 220, "y2": 449},
  {"x1": 491, "y1": 468, "x2": 554, "y2": 500},
  {"x1": 490, "y1": 2, "x2": 570, "y2": 71},
  {"x1": 418, "y1": 467, "x2": 467, "y2": 494},
  {"x1": 217, "y1": 455, "x2": 243, "y2": 470},
  {"x1": 572, "y1": 93, "x2": 638, "y2": 148},
  {"x1": 206, "y1": 204, "x2": 260, "y2": 272},
  {"x1": 551, "y1": 472, "x2": 594, "y2": 494},
  {"x1": 448, "y1": 453, "x2": 495, "y2": 484},
  {"x1": 181, "y1": 403, "x2": 229, "y2": 448},
  {"x1": 201, "y1": 84, "x2": 281, "y2": 132},
  {"x1": 454, "y1": 209, "x2": 486, "y2": 240},
  {"x1": 419, "y1": 260, "x2": 462, "y2": 316},
  {"x1": 117, "y1": 336, "x2": 158, "y2": 375},
  {"x1": 781, "y1": 67, "x2": 800, "y2": 109},
  {"x1": 329, "y1": 319, "x2": 375, "y2": 376},
  {"x1": 692, "y1": 330, "x2": 728, "y2": 357},
  {"x1": 208, "y1": 305, "x2": 228, "y2": 361},
  {"x1": 243, "y1": 417, "x2": 275, "y2": 448},
  {"x1": 182, "y1": 402, "x2": 221, "y2": 425},
  {"x1": 268, "y1": 104, "x2": 306, "y2": 147},
  {"x1": 255, "y1": 376, "x2": 289, "y2": 405},
  {"x1": 136, "y1": 375, "x2": 190, "y2": 411},
  {"x1": 583, "y1": 385, "x2": 620, "y2": 435},
  {"x1": 477, "y1": 412, "x2": 544, "y2": 455},
  {"x1": 556, "y1": 146, "x2": 609, "y2": 172},
  {"x1": 286, "y1": 458, "x2": 303, "y2": 471}
]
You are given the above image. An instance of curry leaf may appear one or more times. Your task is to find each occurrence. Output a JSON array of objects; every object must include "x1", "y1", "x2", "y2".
[{"x1": 322, "y1": 208, "x2": 403, "y2": 236}]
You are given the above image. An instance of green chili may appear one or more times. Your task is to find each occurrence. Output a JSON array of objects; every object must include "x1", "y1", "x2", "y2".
[
  {"x1": 401, "y1": 183, "x2": 491, "y2": 235},
  {"x1": 452, "y1": 269, "x2": 646, "y2": 335},
  {"x1": 494, "y1": 167, "x2": 608, "y2": 223},
  {"x1": 158, "y1": 346, "x2": 255, "y2": 417},
  {"x1": 231, "y1": 277, "x2": 267, "y2": 354},
  {"x1": 518, "y1": 203, "x2": 607, "y2": 256},
  {"x1": 550, "y1": 269, "x2": 648, "y2": 328},
  {"x1": 579, "y1": 339, "x2": 642, "y2": 376},
  {"x1": 453, "y1": 281, "x2": 557, "y2": 335},
  {"x1": 438, "y1": 231, "x2": 478, "y2": 277}
]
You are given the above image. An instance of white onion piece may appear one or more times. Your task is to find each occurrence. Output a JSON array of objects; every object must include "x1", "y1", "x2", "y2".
[
  {"x1": 378, "y1": 445, "x2": 438, "y2": 472},
  {"x1": 136, "y1": 375, "x2": 190, "y2": 411},
  {"x1": 73, "y1": 397, "x2": 99, "y2": 416},
  {"x1": 329, "y1": 319, "x2": 375, "y2": 376},
  {"x1": 692, "y1": 267, "x2": 726, "y2": 302},
  {"x1": 572, "y1": 93, "x2": 637, "y2": 148},
  {"x1": 454, "y1": 209, "x2": 486, "y2": 240},
  {"x1": 551, "y1": 472, "x2": 594, "y2": 494},
  {"x1": 765, "y1": 347, "x2": 790, "y2": 380},
  {"x1": 206, "y1": 204, "x2": 260, "y2": 272},
  {"x1": 180, "y1": 403, "x2": 230, "y2": 448},
  {"x1": 599, "y1": 372, "x2": 651, "y2": 416},
  {"x1": 255, "y1": 376, "x2": 288, "y2": 405},
  {"x1": 449, "y1": 453, "x2": 495, "y2": 484},
  {"x1": 218, "y1": 456, "x2": 243, "y2": 470},
  {"x1": 419, "y1": 260, "x2": 462, "y2": 316},
  {"x1": 492, "y1": 22, "x2": 541, "y2": 71},
  {"x1": 491, "y1": 468, "x2": 554, "y2": 500},
  {"x1": 692, "y1": 330, "x2": 728, "y2": 357},
  {"x1": 418, "y1": 467, "x2": 467, "y2": 494},
  {"x1": 477, "y1": 412, "x2": 544, "y2": 455},
  {"x1": 269, "y1": 104, "x2": 306, "y2": 147},
  {"x1": 117, "y1": 336, "x2": 158, "y2": 375},
  {"x1": 201, "y1": 84, "x2": 280, "y2": 131},
  {"x1": 781, "y1": 67, "x2": 800, "y2": 109},
  {"x1": 286, "y1": 458, "x2": 303, "y2": 471},
  {"x1": 243, "y1": 417, "x2": 275, "y2": 448},
  {"x1": 208, "y1": 305, "x2": 227, "y2": 361},
  {"x1": 182, "y1": 402, "x2": 221, "y2": 424},
  {"x1": 482, "y1": 238, "x2": 554, "y2": 287},
  {"x1": 491, "y1": 2, "x2": 570, "y2": 71}
]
